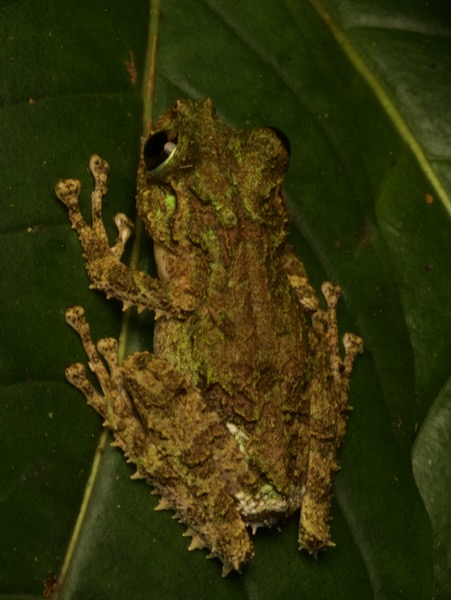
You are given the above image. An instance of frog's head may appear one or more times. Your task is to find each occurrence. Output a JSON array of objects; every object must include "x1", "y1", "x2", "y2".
[{"x1": 137, "y1": 98, "x2": 291, "y2": 259}]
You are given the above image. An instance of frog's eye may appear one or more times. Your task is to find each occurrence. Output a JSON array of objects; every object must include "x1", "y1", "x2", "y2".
[
  {"x1": 144, "y1": 131, "x2": 178, "y2": 173},
  {"x1": 267, "y1": 127, "x2": 291, "y2": 156}
]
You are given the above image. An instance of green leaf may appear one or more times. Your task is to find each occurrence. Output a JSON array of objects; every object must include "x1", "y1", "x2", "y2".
[
  {"x1": 413, "y1": 378, "x2": 451, "y2": 599},
  {"x1": 0, "y1": 0, "x2": 449, "y2": 599}
]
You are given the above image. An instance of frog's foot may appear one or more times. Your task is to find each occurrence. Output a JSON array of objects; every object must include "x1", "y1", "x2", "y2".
[
  {"x1": 64, "y1": 305, "x2": 255, "y2": 575},
  {"x1": 298, "y1": 282, "x2": 363, "y2": 555},
  {"x1": 55, "y1": 156, "x2": 168, "y2": 313},
  {"x1": 64, "y1": 305, "x2": 149, "y2": 456}
]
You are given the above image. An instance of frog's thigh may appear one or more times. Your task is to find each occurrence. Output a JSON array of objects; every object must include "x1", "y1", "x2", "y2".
[
  {"x1": 65, "y1": 307, "x2": 253, "y2": 573},
  {"x1": 123, "y1": 353, "x2": 255, "y2": 573}
]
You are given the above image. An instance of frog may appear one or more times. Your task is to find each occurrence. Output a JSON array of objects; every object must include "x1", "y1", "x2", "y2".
[{"x1": 55, "y1": 98, "x2": 363, "y2": 575}]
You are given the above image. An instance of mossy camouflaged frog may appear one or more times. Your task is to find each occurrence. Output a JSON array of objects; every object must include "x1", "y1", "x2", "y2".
[{"x1": 55, "y1": 98, "x2": 363, "y2": 575}]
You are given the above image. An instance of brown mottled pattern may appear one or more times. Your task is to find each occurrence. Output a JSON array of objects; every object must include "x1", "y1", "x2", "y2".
[{"x1": 55, "y1": 99, "x2": 363, "y2": 575}]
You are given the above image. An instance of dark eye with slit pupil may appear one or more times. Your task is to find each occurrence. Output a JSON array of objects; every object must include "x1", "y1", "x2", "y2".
[{"x1": 144, "y1": 131, "x2": 178, "y2": 172}]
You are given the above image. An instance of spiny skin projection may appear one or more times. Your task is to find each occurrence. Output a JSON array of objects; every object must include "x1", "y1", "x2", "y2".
[{"x1": 55, "y1": 98, "x2": 363, "y2": 575}]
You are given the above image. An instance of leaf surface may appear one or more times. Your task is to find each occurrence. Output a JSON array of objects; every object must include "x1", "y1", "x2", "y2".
[{"x1": 0, "y1": 1, "x2": 449, "y2": 598}]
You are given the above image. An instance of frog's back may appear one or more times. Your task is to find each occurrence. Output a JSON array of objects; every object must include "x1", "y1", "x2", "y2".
[{"x1": 154, "y1": 240, "x2": 310, "y2": 406}]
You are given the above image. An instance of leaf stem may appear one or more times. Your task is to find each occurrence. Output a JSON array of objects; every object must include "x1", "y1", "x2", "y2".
[
  {"x1": 142, "y1": 0, "x2": 161, "y2": 135},
  {"x1": 53, "y1": 430, "x2": 109, "y2": 597},
  {"x1": 55, "y1": 5, "x2": 162, "y2": 595},
  {"x1": 117, "y1": 0, "x2": 161, "y2": 363}
]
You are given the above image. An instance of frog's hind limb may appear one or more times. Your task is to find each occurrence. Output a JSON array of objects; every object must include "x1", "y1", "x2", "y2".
[
  {"x1": 298, "y1": 282, "x2": 363, "y2": 554},
  {"x1": 64, "y1": 306, "x2": 255, "y2": 575}
]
